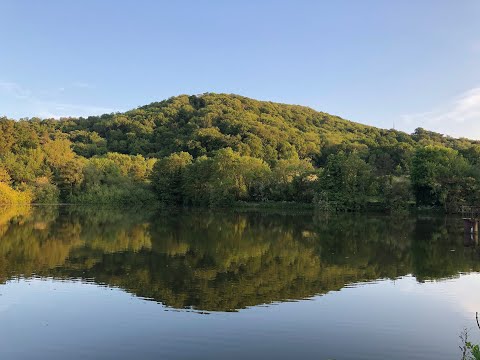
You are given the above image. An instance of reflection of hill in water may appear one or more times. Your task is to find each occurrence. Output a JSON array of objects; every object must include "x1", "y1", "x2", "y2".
[{"x1": 0, "y1": 206, "x2": 479, "y2": 311}]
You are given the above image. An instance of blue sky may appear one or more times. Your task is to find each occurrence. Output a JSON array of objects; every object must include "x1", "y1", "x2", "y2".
[{"x1": 1, "y1": 0, "x2": 479, "y2": 138}]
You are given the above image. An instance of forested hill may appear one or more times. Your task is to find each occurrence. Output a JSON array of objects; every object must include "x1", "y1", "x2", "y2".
[
  {"x1": 45, "y1": 93, "x2": 480, "y2": 163},
  {"x1": 1, "y1": 93, "x2": 480, "y2": 211}
]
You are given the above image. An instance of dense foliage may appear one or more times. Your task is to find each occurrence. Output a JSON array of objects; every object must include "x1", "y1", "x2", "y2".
[{"x1": 2, "y1": 93, "x2": 480, "y2": 211}]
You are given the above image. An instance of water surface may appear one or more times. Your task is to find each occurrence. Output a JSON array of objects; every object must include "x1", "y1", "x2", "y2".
[{"x1": 0, "y1": 206, "x2": 479, "y2": 359}]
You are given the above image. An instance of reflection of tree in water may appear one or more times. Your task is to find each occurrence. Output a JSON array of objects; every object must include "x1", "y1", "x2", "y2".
[
  {"x1": 0, "y1": 206, "x2": 152, "y2": 282},
  {"x1": 0, "y1": 206, "x2": 479, "y2": 311}
]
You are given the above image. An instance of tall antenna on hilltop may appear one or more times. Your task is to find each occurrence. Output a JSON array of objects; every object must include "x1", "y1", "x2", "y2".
[{"x1": 393, "y1": 120, "x2": 395, "y2": 130}]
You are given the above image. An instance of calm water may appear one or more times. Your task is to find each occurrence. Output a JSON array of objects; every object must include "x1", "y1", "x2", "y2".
[{"x1": 0, "y1": 206, "x2": 479, "y2": 359}]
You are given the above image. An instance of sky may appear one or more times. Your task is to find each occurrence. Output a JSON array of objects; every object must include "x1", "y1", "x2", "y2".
[{"x1": 1, "y1": 0, "x2": 479, "y2": 138}]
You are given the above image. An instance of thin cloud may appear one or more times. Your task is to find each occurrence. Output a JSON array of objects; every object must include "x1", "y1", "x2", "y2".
[
  {"x1": 33, "y1": 100, "x2": 114, "y2": 119},
  {"x1": 0, "y1": 81, "x2": 31, "y2": 99},
  {"x1": 72, "y1": 82, "x2": 93, "y2": 89},
  {"x1": 400, "y1": 87, "x2": 480, "y2": 139},
  {"x1": 0, "y1": 80, "x2": 113, "y2": 119}
]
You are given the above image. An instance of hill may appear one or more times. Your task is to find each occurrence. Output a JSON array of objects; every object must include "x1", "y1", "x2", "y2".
[
  {"x1": 1, "y1": 93, "x2": 480, "y2": 211},
  {"x1": 50, "y1": 93, "x2": 479, "y2": 163}
]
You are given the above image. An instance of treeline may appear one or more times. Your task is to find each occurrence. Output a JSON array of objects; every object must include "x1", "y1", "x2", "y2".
[
  {"x1": 1, "y1": 93, "x2": 480, "y2": 211},
  {"x1": 0, "y1": 132, "x2": 155, "y2": 204}
]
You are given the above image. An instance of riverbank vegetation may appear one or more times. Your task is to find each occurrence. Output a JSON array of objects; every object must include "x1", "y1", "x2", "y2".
[
  {"x1": 460, "y1": 327, "x2": 480, "y2": 360},
  {"x1": 2, "y1": 93, "x2": 480, "y2": 212}
]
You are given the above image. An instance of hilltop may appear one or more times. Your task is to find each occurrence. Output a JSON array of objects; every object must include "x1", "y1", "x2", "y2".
[{"x1": 48, "y1": 93, "x2": 479, "y2": 163}]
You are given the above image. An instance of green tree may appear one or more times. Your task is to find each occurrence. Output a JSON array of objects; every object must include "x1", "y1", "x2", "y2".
[
  {"x1": 380, "y1": 176, "x2": 412, "y2": 213},
  {"x1": 317, "y1": 152, "x2": 374, "y2": 211},
  {"x1": 43, "y1": 138, "x2": 76, "y2": 168},
  {"x1": 0, "y1": 166, "x2": 11, "y2": 184},
  {"x1": 207, "y1": 148, "x2": 271, "y2": 206},
  {"x1": 411, "y1": 146, "x2": 473, "y2": 212},
  {"x1": 0, "y1": 119, "x2": 15, "y2": 156},
  {"x1": 183, "y1": 156, "x2": 214, "y2": 206},
  {"x1": 150, "y1": 152, "x2": 193, "y2": 204},
  {"x1": 270, "y1": 157, "x2": 315, "y2": 201},
  {"x1": 55, "y1": 158, "x2": 86, "y2": 199}
]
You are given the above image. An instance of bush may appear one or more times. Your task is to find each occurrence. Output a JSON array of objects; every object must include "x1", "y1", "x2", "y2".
[
  {"x1": 33, "y1": 182, "x2": 61, "y2": 204},
  {"x1": 0, "y1": 183, "x2": 32, "y2": 204}
]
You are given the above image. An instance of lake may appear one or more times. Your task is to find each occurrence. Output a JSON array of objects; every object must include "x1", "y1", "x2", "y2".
[{"x1": 0, "y1": 206, "x2": 479, "y2": 359}]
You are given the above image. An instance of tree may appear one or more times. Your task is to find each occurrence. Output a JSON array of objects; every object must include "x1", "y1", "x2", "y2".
[
  {"x1": 69, "y1": 130, "x2": 108, "y2": 157},
  {"x1": 381, "y1": 176, "x2": 412, "y2": 213},
  {"x1": 150, "y1": 152, "x2": 193, "y2": 204},
  {"x1": 0, "y1": 119, "x2": 15, "y2": 156},
  {"x1": 1, "y1": 149, "x2": 47, "y2": 184},
  {"x1": 55, "y1": 158, "x2": 86, "y2": 199},
  {"x1": 411, "y1": 146, "x2": 473, "y2": 212},
  {"x1": 43, "y1": 138, "x2": 76, "y2": 168},
  {"x1": 32, "y1": 177, "x2": 60, "y2": 203},
  {"x1": 206, "y1": 148, "x2": 271, "y2": 206},
  {"x1": 317, "y1": 152, "x2": 374, "y2": 211},
  {"x1": 0, "y1": 182, "x2": 32, "y2": 204},
  {"x1": 183, "y1": 156, "x2": 214, "y2": 206},
  {"x1": 270, "y1": 157, "x2": 315, "y2": 201},
  {"x1": 0, "y1": 166, "x2": 11, "y2": 184}
]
